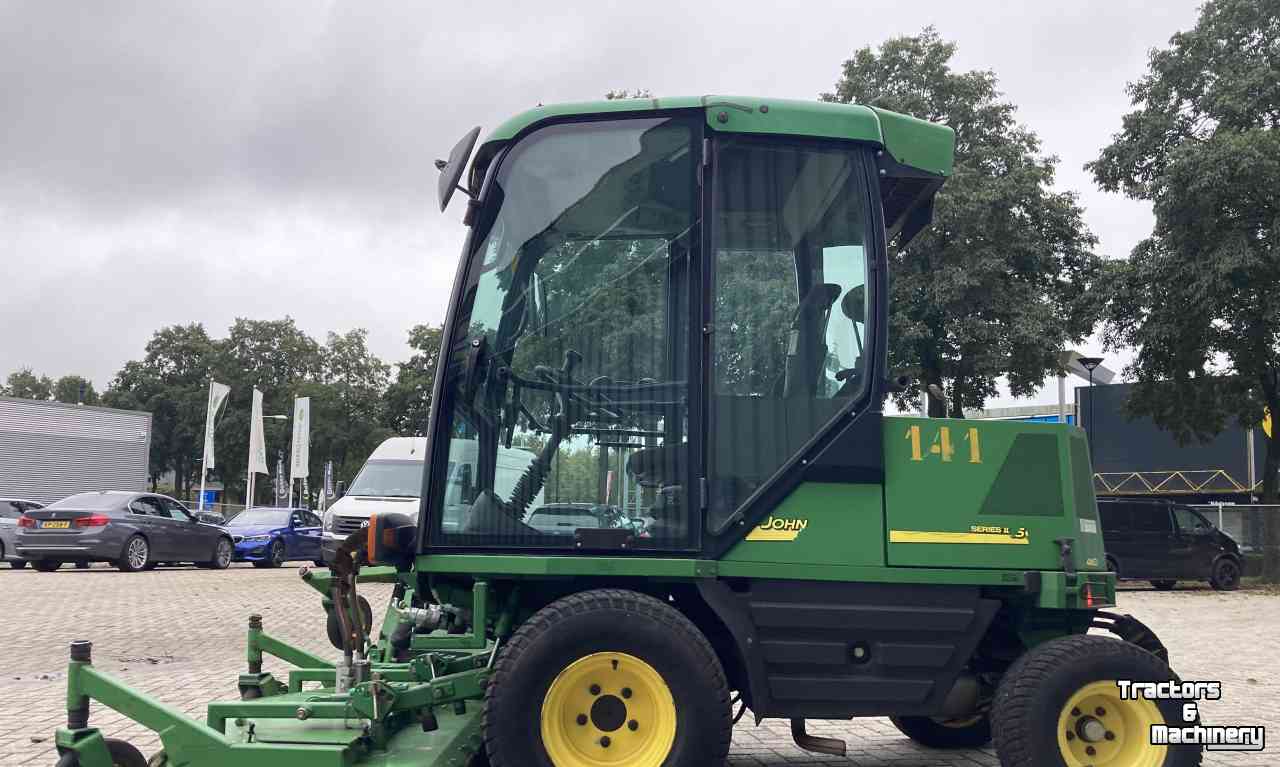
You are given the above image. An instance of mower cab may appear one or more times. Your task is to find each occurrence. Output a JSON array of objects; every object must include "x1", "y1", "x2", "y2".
[{"x1": 52, "y1": 96, "x2": 1189, "y2": 767}]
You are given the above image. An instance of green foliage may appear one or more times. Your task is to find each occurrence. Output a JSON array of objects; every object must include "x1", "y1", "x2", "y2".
[
  {"x1": 3, "y1": 368, "x2": 54, "y2": 400},
  {"x1": 1088, "y1": 0, "x2": 1280, "y2": 575},
  {"x1": 52, "y1": 375, "x2": 99, "y2": 405},
  {"x1": 823, "y1": 28, "x2": 1102, "y2": 416},
  {"x1": 383, "y1": 324, "x2": 443, "y2": 435}
]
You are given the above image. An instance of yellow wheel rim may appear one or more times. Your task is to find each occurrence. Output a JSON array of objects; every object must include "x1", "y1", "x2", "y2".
[
  {"x1": 1056, "y1": 681, "x2": 1167, "y2": 767},
  {"x1": 541, "y1": 652, "x2": 677, "y2": 767}
]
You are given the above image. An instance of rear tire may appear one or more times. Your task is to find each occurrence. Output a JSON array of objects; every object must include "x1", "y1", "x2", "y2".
[
  {"x1": 1105, "y1": 556, "x2": 1120, "y2": 580},
  {"x1": 483, "y1": 588, "x2": 732, "y2": 767},
  {"x1": 890, "y1": 713, "x2": 991, "y2": 748},
  {"x1": 1210, "y1": 558, "x2": 1241, "y2": 591},
  {"x1": 10, "y1": 559, "x2": 27, "y2": 569},
  {"x1": 117, "y1": 535, "x2": 150, "y2": 572},
  {"x1": 32, "y1": 559, "x2": 62, "y2": 572},
  {"x1": 991, "y1": 634, "x2": 1202, "y2": 767},
  {"x1": 1150, "y1": 579, "x2": 1177, "y2": 591}
]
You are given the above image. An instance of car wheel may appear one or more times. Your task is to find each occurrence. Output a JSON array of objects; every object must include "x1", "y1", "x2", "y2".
[
  {"x1": 32, "y1": 559, "x2": 61, "y2": 572},
  {"x1": 890, "y1": 714, "x2": 992, "y2": 748},
  {"x1": 267, "y1": 539, "x2": 285, "y2": 568},
  {"x1": 102, "y1": 737, "x2": 148, "y2": 767},
  {"x1": 1210, "y1": 558, "x2": 1241, "y2": 591},
  {"x1": 117, "y1": 535, "x2": 150, "y2": 572},
  {"x1": 210, "y1": 538, "x2": 233, "y2": 570},
  {"x1": 313, "y1": 559, "x2": 327, "y2": 568},
  {"x1": 991, "y1": 634, "x2": 1202, "y2": 767},
  {"x1": 1150, "y1": 580, "x2": 1177, "y2": 591},
  {"x1": 482, "y1": 589, "x2": 732, "y2": 767},
  {"x1": 10, "y1": 559, "x2": 27, "y2": 569},
  {"x1": 1105, "y1": 556, "x2": 1120, "y2": 580}
]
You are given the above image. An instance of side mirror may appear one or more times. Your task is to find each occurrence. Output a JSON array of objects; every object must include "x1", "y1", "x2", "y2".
[
  {"x1": 336, "y1": 481, "x2": 346, "y2": 499},
  {"x1": 366, "y1": 511, "x2": 417, "y2": 567}
]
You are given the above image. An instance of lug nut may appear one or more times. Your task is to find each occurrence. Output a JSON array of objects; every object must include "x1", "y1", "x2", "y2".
[
  {"x1": 1095, "y1": 707, "x2": 1106, "y2": 717},
  {"x1": 1086, "y1": 745, "x2": 1096, "y2": 756},
  {"x1": 589, "y1": 684, "x2": 601, "y2": 696},
  {"x1": 600, "y1": 736, "x2": 611, "y2": 748},
  {"x1": 621, "y1": 687, "x2": 632, "y2": 699},
  {"x1": 577, "y1": 714, "x2": 588, "y2": 726},
  {"x1": 1071, "y1": 707, "x2": 1081, "y2": 716},
  {"x1": 1105, "y1": 731, "x2": 1115, "y2": 741},
  {"x1": 628, "y1": 720, "x2": 639, "y2": 731},
  {"x1": 1065, "y1": 731, "x2": 1075, "y2": 741}
]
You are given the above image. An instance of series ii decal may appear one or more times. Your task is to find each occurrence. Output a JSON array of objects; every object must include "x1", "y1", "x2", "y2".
[
  {"x1": 744, "y1": 516, "x2": 809, "y2": 542},
  {"x1": 890, "y1": 525, "x2": 1029, "y2": 545}
]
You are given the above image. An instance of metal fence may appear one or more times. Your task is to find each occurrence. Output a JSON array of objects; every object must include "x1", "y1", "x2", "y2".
[{"x1": 1190, "y1": 503, "x2": 1279, "y2": 555}]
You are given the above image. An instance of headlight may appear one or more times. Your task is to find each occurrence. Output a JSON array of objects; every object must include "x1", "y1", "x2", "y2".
[{"x1": 242, "y1": 535, "x2": 271, "y2": 543}]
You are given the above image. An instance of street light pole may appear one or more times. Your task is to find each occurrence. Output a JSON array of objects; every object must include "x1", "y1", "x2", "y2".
[{"x1": 1078, "y1": 357, "x2": 1105, "y2": 454}]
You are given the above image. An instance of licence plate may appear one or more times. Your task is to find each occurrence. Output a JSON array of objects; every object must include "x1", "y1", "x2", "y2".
[{"x1": 40, "y1": 520, "x2": 71, "y2": 529}]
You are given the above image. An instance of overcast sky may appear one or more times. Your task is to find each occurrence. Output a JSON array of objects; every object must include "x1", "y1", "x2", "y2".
[{"x1": 0, "y1": 0, "x2": 1203, "y2": 405}]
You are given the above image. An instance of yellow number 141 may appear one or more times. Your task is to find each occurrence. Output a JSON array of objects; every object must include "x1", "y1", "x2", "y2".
[{"x1": 905, "y1": 425, "x2": 982, "y2": 464}]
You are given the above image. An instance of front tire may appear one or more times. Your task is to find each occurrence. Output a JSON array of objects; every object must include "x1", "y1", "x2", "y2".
[
  {"x1": 199, "y1": 538, "x2": 233, "y2": 569},
  {"x1": 483, "y1": 589, "x2": 732, "y2": 767},
  {"x1": 10, "y1": 559, "x2": 27, "y2": 569},
  {"x1": 890, "y1": 713, "x2": 991, "y2": 748},
  {"x1": 104, "y1": 737, "x2": 147, "y2": 767},
  {"x1": 32, "y1": 559, "x2": 62, "y2": 572},
  {"x1": 117, "y1": 535, "x2": 150, "y2": 572},
  {"x1": 262, "y1": 539, "x2": 285, "y2": 568},
  {"x1": 992, "y1": 634, "x2": 1202, "y2": 767},
  {"x1": 1210, "y1": 558, "x2": 1241, "y2": 591},
  {"x1": 1150, "y1": 580, "x2": 1177, "y2": 591}
]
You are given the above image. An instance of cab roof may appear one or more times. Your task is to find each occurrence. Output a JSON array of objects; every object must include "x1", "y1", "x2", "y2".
[{"x1": 478, "y1": 95, "x2": 954, "y2": 179}]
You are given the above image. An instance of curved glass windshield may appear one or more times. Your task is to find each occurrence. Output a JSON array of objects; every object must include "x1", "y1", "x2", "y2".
[
  {"x1": 348, "y1": 460, "x2": 424, "y2": 497},
  {"x1": 229, "y1": 509, "x2": 291, "y2": 526},
  {"x1": 432, "y1": 116, "x2": 698, "y2": 548}
]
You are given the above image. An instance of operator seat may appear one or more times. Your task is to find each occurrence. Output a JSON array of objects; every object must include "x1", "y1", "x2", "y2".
[{"x1": 777, "y1": 283, "x2": 841, "y2": 398}]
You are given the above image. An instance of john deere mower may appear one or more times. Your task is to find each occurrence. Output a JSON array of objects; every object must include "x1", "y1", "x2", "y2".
[{"x1": 52, "y1": 96, "x2": 1199, "y2": 767}]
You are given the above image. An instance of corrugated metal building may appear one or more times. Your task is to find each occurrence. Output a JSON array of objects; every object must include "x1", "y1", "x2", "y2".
[{"x1": 0, "y1": 397, "x2": 152, "y2": 504}]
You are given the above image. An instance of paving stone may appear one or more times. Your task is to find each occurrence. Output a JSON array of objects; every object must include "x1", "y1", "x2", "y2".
[{"x1": 0, "y1": 567, "x2": 1273, "y2": 764}]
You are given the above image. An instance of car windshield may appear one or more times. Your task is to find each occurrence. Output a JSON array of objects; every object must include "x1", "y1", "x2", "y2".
[
  {"x1": 46, "y1": 493, "x2": 125, "y2": 510},
  {"x1": 228, "y1": 509, "x2": 291, "y2": 527},
  {"x1": 348, "y1": 460, "x2": 424, "y2": 497}
]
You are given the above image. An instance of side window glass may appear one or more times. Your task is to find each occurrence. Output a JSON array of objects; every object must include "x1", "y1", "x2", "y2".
[
  {"x1": 708, "y1": 138, "x2": 872, "y2": 530},
  {"x1": 1173, "y1": 507, "x2": 1207, "y2": 533},
  {"x1": 0, "y1": 502, "x2": 20, "y2": 519},
  {"x1": 129, "y1": 499, "x2": 154, "y2": 516},
  {"x1": 166, "y1": 501, "x2": 192, "y2": 522}
]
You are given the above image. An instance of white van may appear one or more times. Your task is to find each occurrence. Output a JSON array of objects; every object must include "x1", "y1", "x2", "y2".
[
  {"x1": 321, "y1": 437, "x2": 426, "y2": 563},
  {"x1": 321, "y1": 437, "x2": 542, "y2": 561}
]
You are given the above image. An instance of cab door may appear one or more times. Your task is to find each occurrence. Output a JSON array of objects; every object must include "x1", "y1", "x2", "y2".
[
  {"x1": 1129, "y1": 502, "x2": 1176, "y2": 579},
  {"x1": 1171, "y1": 505, "x2": 1216, "y2": 579}
]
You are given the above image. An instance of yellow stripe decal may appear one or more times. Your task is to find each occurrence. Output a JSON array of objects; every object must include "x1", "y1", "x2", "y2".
[{"x1": 890, "y1": 530, "x2": 1030, "y2": 545}]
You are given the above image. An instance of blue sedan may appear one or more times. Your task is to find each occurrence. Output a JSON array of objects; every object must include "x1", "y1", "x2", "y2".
[{"x1": 226, "y1": 507, "x2": 323, "y2": 568}]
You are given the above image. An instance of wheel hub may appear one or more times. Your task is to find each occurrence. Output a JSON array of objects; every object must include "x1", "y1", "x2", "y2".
[
  {"x1": 1056, "y1": 680, "x2": 1166, "y2": 767},
  {"x1": 541, "y1": 651, "x2": 676, "y2": 767}
]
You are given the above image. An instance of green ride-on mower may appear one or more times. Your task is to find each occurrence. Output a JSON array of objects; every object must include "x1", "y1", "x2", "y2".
[{"x1": 52, "y1": 96, "x2": 1200, "y2": 767}]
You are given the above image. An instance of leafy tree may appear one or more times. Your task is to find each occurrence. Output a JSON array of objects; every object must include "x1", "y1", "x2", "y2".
[
  {"x1": 102, "y1": 324, "x2": 216, "y2": 494},
  {"x1": 822, "y1": 28, "x2": 1102, "y2": 416},
  {"x1": 52, "y1": 375, "x2": 100, "y2": 405},
  {"x1": 4, "y1": 368, "x2": 54, "y2": 400},
  {"x1": 1088, "y1": 0, "x2": 1280, "y2": 577},
  {"x1": 384, "y1": 324, "x2": 444, "y2": 434}
]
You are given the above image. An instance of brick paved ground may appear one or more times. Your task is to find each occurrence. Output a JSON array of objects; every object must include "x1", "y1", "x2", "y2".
[{"x1": 1, "y1": 566, "x2": 1275, "y2": 765}]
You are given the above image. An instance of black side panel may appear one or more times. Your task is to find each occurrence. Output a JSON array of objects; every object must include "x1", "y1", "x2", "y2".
[{"x1": 699, "y1": 579, "x2": 998, "y2": 719}]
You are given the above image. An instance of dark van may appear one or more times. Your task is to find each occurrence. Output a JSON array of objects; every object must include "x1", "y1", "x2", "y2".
[{"x1": 1096, "y1": 498, "x2": 1243, "y2": 590}]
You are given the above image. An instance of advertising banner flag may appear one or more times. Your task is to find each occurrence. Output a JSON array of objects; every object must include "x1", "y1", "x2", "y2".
[
  {"x1": 202, "y1": 381, "x2": 231, "y2": 468},
  {"x1": 290, "y1": 397, "x2": 310, "y2": 480},
  {"x1": 249, "y1": 388, "x2": 269, "y2": 475}
]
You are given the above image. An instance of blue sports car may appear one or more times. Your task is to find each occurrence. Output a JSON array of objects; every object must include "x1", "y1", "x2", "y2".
[{"x1": 227, "y1": 507, "x2": 324, "y2": 568}]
